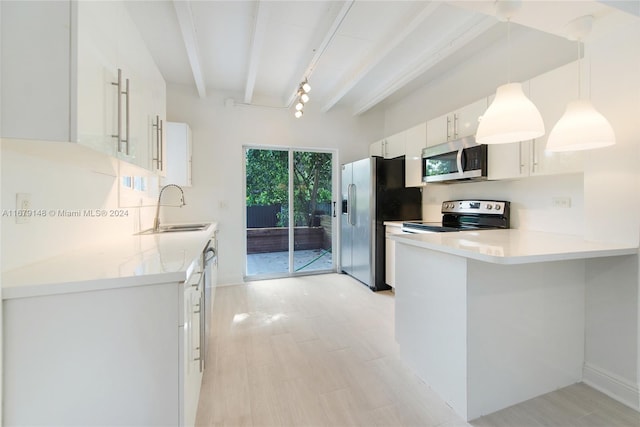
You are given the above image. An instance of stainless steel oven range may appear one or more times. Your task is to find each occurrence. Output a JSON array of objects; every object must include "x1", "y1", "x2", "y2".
[{"x1": 402, "y1": 199, "x2": 510, "y2": 234}]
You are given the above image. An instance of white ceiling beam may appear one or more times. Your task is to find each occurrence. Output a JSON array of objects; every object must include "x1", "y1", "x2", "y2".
[
  {"x1": 244, "y1": 1, "x2": 270, "y2": 104},
  {"x1": 285, "y1": 0, "x2": 355, "y2": 107},
  {"x1": 173, "y1": 0, "x2": 207, "y2": 99},
  {"x1": 352, "y1": 15, "x2": 498, "y2": 115},
  {"x1": 321, "y1": 1, "x2": 444, "y2": 113}
]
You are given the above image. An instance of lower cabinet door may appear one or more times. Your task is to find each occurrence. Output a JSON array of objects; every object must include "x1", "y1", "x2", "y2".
[
  {"x1": 182, "y1": 284, "x2": 203, "y2": 427},
  {"x1": 3, "y1": 283, "x2": 180, "y2": 426}
]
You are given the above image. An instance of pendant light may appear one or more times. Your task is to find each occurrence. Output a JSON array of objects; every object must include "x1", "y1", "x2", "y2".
[
  {"x1": 546, "y1": 16, "x2": 615, "y2": 152},
  {"x1": 476, "y1": 1, "x2": 545, "y2": 144}
]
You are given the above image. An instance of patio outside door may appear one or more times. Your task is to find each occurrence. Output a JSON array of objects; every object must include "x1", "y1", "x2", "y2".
[{"x1": 244, "y1": 147, "x2": 335, "y2": 279}]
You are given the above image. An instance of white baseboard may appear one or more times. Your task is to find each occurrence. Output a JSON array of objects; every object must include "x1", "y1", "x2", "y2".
[{"x1": 583, "y1": 363, "x2": 639, "y2": 411}]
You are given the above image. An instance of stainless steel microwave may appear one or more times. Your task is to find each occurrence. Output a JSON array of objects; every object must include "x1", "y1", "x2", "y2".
[{"x1": 422, "y1": 136, "x2": 488, "y2": 183}]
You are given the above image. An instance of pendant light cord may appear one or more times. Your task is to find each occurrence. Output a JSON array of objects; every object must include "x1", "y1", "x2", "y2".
[
  {"x1": 577, "y1": 39, "x2": 582, "y2": 99},
  {"x1": 507, "y1": 18, "x2": 511, "y2": 83}
]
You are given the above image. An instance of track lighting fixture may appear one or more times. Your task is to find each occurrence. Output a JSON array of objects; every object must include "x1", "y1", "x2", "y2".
[{"x1": 292, "y1": 79, "x2": 311, "y2": 118}]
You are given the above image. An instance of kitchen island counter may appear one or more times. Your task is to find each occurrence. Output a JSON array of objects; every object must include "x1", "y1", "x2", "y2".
[
  {"x1": 2, "y1": 222, "x2": 217, "y2": 299},
  {"x1": 392, "y1": 229, "x2": 637, "y2": 421},
  {"x1": 391, "y1": 228, "x2": 637, "y2": 264}
]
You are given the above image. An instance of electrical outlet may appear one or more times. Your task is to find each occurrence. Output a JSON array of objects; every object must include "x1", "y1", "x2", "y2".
[
  {"x1": 16, "y1": 193, "x2": 31, "y2": 224},
  {"x1": 552, "y1": 196, "x2": 572, "y2": 208}
]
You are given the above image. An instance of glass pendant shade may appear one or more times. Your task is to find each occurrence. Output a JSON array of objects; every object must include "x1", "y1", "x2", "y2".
[
  {"x1": 476, "y1": 82, "x2": 545, "y2": 144},
  {"x1": 546, "y1": 100, "x2": 615, "y2": 152}
]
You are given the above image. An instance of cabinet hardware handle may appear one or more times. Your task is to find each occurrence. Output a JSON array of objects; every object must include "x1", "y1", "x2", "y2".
[
  {"x1": 124, "y1": 77, "x2": 130, "y2": 155},
  {"x1": 453, "y1": 113, "x2": 459, "y2": 139},
  {"x1": 152, "y1": 116, "x2": 163, "y2": 170},
  {"x1": 519, "y1": 142, "x2": 524, "y2": 174},
  {"x1": 159, "y1": 119, "x2": 164, "y2": 170},
  {"x1": 111, "y1": 69, "x2": 122, "y2": 153},
  {"x1": 333, "y1": 201, "x2": 336, "y2": 218},
  {"x1": 446, "y1": 116, "x2": 451, "y2": 141}
]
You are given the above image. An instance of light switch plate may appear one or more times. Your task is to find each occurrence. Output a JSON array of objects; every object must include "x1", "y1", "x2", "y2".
[
  {"x1": 552, "y1": 196, "x2": 572, "y2": 208},
  {"x1": 16, "y1": 193, "x2": 31, "y2": 224}
]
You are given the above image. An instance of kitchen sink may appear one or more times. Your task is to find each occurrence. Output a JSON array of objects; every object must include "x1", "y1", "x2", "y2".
[{"x1": 137, "y1": 223, "x2": 210, "y2": 235}]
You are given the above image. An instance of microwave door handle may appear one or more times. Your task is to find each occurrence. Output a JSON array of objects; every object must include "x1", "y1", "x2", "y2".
[{"x1": 456, "y1": 148, "x2": 464, "y2": 174}]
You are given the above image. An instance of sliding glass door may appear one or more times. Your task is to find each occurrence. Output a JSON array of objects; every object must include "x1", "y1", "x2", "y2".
[{"x1": 244, "y1": 147, "x2": 335, "y2": 279}]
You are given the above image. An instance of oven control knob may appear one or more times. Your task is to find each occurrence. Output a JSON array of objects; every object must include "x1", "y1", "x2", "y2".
[
  {"x1": 495, "y1": 204, "x2": 501, "y2": 211},
  {"x1": 485, "y1": 204, "x2": 492, "y2": 210}
]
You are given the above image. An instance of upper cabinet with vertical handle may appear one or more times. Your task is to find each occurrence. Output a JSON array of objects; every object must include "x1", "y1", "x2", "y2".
[
  {"x1": 488, "y1": 62, "x2": 584, "y2": 180},
  {"x1": 426, "y1": 98, "x2": 487, "y2": 147},
  {"x1": 1, "y1": 1, "x2": 166, "y2": 172}
]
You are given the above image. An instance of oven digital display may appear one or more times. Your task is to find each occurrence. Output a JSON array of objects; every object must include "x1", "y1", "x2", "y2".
[{"x1": 468, "y1": 202, "x2": 480, "y2": 209}]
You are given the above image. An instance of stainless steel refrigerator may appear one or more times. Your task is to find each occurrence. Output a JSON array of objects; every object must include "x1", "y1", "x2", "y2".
[{"x1": 340, "y1": 156, "x2": 422, "y2": 291}]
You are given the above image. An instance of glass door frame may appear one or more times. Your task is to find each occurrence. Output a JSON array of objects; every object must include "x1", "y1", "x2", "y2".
[{"x1": 242, "y1": 145, "x2": 338, "y2": 281}]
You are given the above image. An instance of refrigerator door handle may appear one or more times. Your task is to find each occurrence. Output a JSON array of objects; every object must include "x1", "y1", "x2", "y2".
[{"x1": 348, "y1": 184, "x2": 356, "y2": 226}]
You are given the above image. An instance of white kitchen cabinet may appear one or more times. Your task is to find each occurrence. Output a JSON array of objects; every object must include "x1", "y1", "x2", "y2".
[
  {"x1": 405, "y1": 122, "x2": 427, "y2": 187},
  {"x1": 1, "y1": 0, "x2": 166, "y2": 172},
  {"x1": 369, "y1": 132, "x2": 406, "y2": 159},
  {"x1": 165, "y1": 122, "x2": 193, "y2": 187},
  {"x1": 369, "y1": 139, "x2": 384, "y2": 157},
  {"x1": 488, "y1": 63, "x2": 583, "y2": 180},
  {"x1": 426, "y1": 99, "x2": 486, "y2": 147},
  {"x1": 529, "y1": 61, "x2": 584, "y2": 176},
  {"x1": 385, "y1": 223, "x2": 406, "y2": 288},
  {"x1": 4, "y1": 270, "x2": 205, "y2": 426},
  {"x1": 182, "y1": 267, "x2": 204, "y2": 427},
  {"x1": 488, "y1": 142, "x2": 531, "y2": 180},
  {"x1": 385, "y1": 131, "x2": 406, "y2": 159}
]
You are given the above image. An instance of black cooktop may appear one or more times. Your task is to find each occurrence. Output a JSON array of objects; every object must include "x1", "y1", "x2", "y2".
[{"x1": 402, "y1": 221, "x2": 497, "y2": 233}]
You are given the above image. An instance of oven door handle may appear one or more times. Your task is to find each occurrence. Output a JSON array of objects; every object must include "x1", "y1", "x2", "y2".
[{"x1": 456, "y1": 148, "x2": 464, "y2": 175}]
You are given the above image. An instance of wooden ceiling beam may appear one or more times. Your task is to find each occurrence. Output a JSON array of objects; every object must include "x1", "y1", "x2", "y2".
[
  {"x1": 320, "y1": 1, "x2": 444, "y2": 113},
  {"x1": 352, "y1": 15, "x2": 497, "y2": 115},
  {"x1": 244, "y1": 1, "x2": 270, "y2": 104},
  {"x1": 173, "y1": 0, "x2": 207, "y2": 98}
]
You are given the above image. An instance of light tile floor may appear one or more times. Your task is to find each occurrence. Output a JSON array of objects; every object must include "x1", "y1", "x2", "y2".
[{"x1": 196, "y1": 274, "x2": 640, "y2": 427}]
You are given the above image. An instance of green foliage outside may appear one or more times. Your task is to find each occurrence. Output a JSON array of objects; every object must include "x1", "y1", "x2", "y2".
[{"x1": 246, "y1": 149, "x2": 332, "y2": 227}]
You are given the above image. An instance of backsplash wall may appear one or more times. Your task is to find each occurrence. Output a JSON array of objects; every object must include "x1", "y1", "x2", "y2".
[
  {"x1": 421, "y1": 173, "x2": 584, "y2": 236},
  {"x1": 0, "y1": 139, "x2": 158, "y2": 271}
]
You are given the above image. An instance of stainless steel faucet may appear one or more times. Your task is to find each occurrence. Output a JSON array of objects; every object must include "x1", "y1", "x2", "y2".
[{"x1": 153, "y1": 184, "x2": 186, "y2": 232}]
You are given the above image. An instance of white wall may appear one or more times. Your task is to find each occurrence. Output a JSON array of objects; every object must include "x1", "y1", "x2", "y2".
[
  {"x1": 163, "y1": 85, "x2": 384, "y2": 285},
  {"x1": 582, "y1": 15, "x2": 640, "y2": 408},
  {"x1": 0, "y1": 139, "x2": 158, "y2": 271}
]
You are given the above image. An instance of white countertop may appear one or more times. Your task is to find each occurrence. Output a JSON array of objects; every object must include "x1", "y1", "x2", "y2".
[
  {"x1": 383, "y1": 221, "x2": 404, "y2": 227},
  {"x1": 2, "y1": 222, "x2": 217, "y2": 299},
  {"x1": 391, "y1": 229, "x2": 638, "y2": 264}
]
